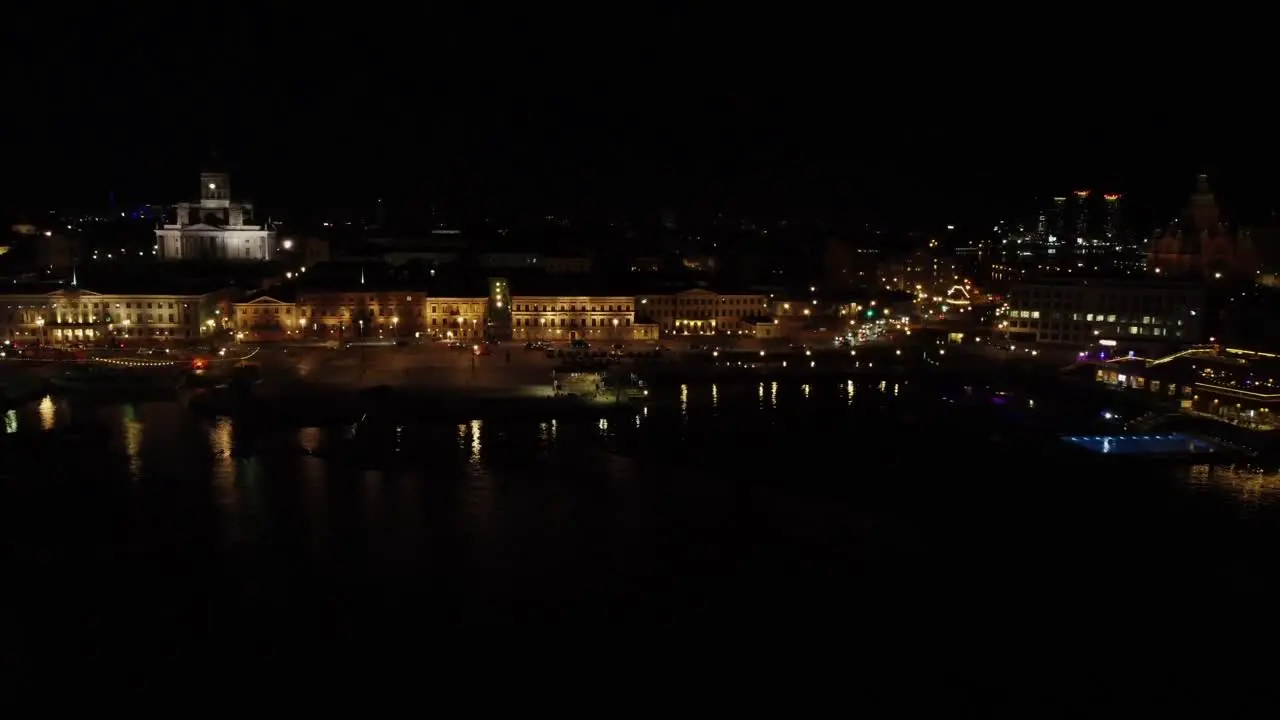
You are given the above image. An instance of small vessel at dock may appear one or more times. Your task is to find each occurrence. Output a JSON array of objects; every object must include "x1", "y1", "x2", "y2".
[{"x1": 50, "y1": 364, "x2": 182, "y2": 396}]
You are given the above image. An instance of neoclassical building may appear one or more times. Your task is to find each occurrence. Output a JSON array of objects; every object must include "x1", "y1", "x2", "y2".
[
  {"x1": 295, "y1": 288, "x2": 428, "y2": 339},
  {"x1": 1, "y1": 283, "x2": 229, "y2": 345},
  {"x1": 509, "y1": 295, "x2": 637, "y2": 341},
  {"x1": 424, "y1": 296, "x2": 488, "y2": 339},
  {"x1": 155, "y1": 171, "x2": 275, "y2": 261},
  {"x1": 634, "y1": 288, "x2": 773, "y2": 336}
]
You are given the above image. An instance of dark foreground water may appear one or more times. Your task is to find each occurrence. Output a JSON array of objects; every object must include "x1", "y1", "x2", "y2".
[{"x1": 4, "y1": 381, "x2": 1280, "y2": 704}]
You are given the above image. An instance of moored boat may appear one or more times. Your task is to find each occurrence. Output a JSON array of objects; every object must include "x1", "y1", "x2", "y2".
[{"x1": 50, "y1": 364, "x2": 182, "y2": 395}]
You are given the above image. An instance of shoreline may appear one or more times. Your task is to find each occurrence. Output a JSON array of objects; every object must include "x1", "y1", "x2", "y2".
[{"x1": 186, "y1": 383, "x2": 646, "y2": 426}]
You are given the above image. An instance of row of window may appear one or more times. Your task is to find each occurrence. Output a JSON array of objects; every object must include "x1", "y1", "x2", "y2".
[
  {"x1": 3, "y1": 312, "x2": 191, "y2": 325},
  {"x1": 640, "y1": 297, "x2": 763, "y2": 306},
  {"x1": 1009, "y1": 309, "x2": 1185, "y2": 325}
]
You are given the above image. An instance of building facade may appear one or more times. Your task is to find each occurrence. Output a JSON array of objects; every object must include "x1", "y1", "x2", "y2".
[
  {"x1": 634, "y1": 289, "x2": 772, "y2": 336},
  {"x1": 1148, "y1": 174, "x2": 1258, "y2": 278},
  {"x1": 510, "y1": 296, "x2": 636, "y2": 341},
  {"x1": 234, "y1": 295, "x2": 300, "y2": 340},
  {"x1": 877, "y1": 247, "x2": 961, "y2": 296},
  {"x1": 235, "y1": 286, "x2": 784, "y2": 343},
  {"x1": 1004, "y1": 279, "x2": 1204, "y2": 348},
  {"x1": 1, "y1": 286, "x2": 225, "y2": 345},
  {"x1": 156, "y1": 172, "x2": 275, "y2": 261},
  {"x1": 424, "y1": 297, "x2": 488, "y2": 339},
  {"x1": 296, "y1": 289, "x2": 427, "y2": 339},
  {"x1": 1093, "y1": 346, "x2": 1279, "y2": 430}
]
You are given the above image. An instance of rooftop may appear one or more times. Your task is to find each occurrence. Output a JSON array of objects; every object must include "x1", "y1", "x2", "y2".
[
  {"x1": 1, "y1": 269, "x2": 248, "y2": 297},
  {"x1": 240, "y1": 285, "x2": 298, "y2": 304}
]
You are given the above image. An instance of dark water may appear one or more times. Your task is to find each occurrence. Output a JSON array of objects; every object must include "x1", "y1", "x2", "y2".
[{"x1": 4, "y1": 382, "x2": 1279, "y2": 702}]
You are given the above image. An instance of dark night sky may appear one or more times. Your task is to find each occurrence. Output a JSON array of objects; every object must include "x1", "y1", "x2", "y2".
[{"x1": 6, "y1": 7, "x2": 1276, "y2": 229}]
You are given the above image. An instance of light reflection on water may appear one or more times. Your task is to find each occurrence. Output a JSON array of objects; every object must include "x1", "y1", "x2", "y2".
[
  {"x1": 123, "y1": 409, "x2": 143, "y2": 480},
  {"x1": 464, "y1": 418, "x2": 493, "y2": 536},
  {"x1": 38, "y1": 395, "x2": 55, "y2": 430},
  {"x1": 299, "y1": 455, "x2": 329, "y2": 549},
  {"x1": 9, "y1": 383, "x2": 1280, "y2": 562},
  {"x1": 209, "y1": 416, "x2": 241, "y2": 545},
  {"x1": 1188, "y1": 464, "x2": 1280, "y2": 507},
  {"x1": 4, "y1": 409, "x2": 16, "y2": 434}
]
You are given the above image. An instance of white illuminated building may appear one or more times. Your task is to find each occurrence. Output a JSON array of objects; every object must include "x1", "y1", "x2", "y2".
[{"x1": 155, "y1": 171, "x2": 275, "y2": 261}]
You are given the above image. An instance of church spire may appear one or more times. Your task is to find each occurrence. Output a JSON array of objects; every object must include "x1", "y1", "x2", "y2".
[
  {"x1": 1187, "y1": 172, "x2": 1220, "y2": 230},
  {"x1": 71, "y1": 263, "x2": 77, "y2": 287},
  {"x1": 360, "y1": 267, "x2": 365, "y2": 285}
]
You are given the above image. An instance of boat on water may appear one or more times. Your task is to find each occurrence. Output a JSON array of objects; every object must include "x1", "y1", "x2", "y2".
[{"x1": 50, "y1": 364, "x2": 182, "y2": 395}]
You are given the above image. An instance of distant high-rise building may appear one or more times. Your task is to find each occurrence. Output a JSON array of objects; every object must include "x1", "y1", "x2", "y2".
[
  {"x1": 1046, "y1": 197, "x2": 1067, "y2": 242},
  {"x1": 1103, "y1": 193, "x2": 1124, "y2": 244},
  {"x1": 1073, "y1": 190, "x2": 1091, "y2": 243}
]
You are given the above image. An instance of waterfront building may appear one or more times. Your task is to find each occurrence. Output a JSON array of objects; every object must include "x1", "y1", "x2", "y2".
[
  {"x1": 1092, "y1": 345, "x2": 1280, "y2": 430},
  {"x1": 509, "y1": 295, "x2": 638, "y2": 341},
  {"x1": 423, "y1": 295, "x2": 487, "y2": 339},
  {"x1": 634, "y1": 288, "x2": 772, "y2": 337},
  {"x1": 0, "y1": 281, "x2": 232, "y2": 345},
  {"x1": 233, "y1": 290, "x2": 300, "y2": 341},
  {"x1": 155, "y1": 171, "x2": 275, "y2": 261},
  {"x1": 1004, "y1": 278, "x2": 1204, "y2": 351},
  {"x1": 247, "y1": 272, "x2": 786, "y2": 343},
  {"x1": 296, "y1": 288, "x2": 427, "y2": 340}
]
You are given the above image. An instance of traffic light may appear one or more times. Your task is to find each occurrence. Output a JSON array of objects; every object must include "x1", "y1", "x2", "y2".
[{"x1": 866, "y1": 309, "x2": 875, "y2": 318}]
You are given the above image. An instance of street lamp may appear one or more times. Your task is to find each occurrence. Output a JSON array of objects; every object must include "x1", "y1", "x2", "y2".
[
  {"x1": 392, "y1": 316, "x2": 399, "y2": 338},
  {"x1": 35, "y1": 317, "x2": 44, "y2": 345}
]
